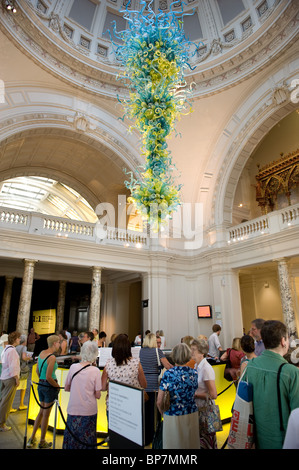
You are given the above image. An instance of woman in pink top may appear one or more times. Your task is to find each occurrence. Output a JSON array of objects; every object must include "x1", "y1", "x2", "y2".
[{"x1": 63, "y1": 341, "x2": 102, "y2": 449}]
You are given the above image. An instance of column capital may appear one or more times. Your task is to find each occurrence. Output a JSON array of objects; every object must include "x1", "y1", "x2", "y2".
[
  {"x1": 273, "y1": 257, "x2": 288, "y2": 264},
  {"x1": 92, "y1": 266, "x2": 102, "y2": 273},
  {"x1": 23, "y1": 259, "x2": 38, "y2": 266}
]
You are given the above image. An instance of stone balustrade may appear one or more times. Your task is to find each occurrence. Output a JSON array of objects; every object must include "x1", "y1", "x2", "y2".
[
  {"x1": 1, "y1": 203, "x2": 299, "y2": 250},
  {"x1": 228, "y1": 203, "x2": 299, "y2": 243},
  {"x1": 0, "y1": 207, "x2": 149, "y2": 249}
]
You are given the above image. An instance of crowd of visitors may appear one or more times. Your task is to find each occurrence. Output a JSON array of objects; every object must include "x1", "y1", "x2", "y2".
[{"x1": 0, "y1": 319, "x2": 299, "y2": 450}]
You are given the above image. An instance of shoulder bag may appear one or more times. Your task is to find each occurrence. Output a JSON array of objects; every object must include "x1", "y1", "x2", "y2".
[
  {"x1": 277, "y1": 362, "x2": 287, "y2": 432},
  {"x1": 198, "y1": 395, "x2": 223, "y2": 434},
  {"x1": 156, "y1": 348, "x2": 164, "y2": 383},
  {"x1": 160, "y1": 389, "x2": 170, "y2": 413},
  {"x1": 227, "y1": 368, "x2": 254, "y2": 449},
  {"x1": 70, "y1": 363, "x2": 91, "y2": 384}
]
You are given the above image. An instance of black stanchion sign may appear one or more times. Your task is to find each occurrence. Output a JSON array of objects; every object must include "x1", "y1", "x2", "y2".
[{"x1": 108, "y1": 380, "x2": 144, "y2": 449}]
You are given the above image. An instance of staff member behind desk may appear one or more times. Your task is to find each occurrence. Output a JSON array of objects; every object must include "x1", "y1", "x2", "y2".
[
  {"x1": 207, "y1": 324, "x2": 223, "y2": 361},
  {"x1": 63, "y1": 341, "x2": 102, "y2": 449},
  {"x1": 0, "y1": 331, "x2": 21, "y2": 432},
  {"x1": 27, "y1": 335, "x2": 61, "y2": 448}
]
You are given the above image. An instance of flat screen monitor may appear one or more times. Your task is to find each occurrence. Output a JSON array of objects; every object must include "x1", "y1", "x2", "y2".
[{"x1": 197, "y1": 305, "x2": 212, "y2": 318}]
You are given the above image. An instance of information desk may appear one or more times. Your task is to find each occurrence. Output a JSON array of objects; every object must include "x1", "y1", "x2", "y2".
[
  {"x1": 28, "y1": 364, "x2": 108, "y2": 434},
  {"x1": 28, "y1": 362, "x2": 235, "y2": 434}
]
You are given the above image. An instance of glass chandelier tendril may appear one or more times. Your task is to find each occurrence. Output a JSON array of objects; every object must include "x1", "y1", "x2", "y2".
[{"x1": 108, "y1": 0, "x2": 201, "y2": 231}]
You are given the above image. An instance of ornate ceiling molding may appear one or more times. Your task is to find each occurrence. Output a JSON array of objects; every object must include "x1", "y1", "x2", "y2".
[
  {"x1": 0, "y1": 1, "x2": 126, "y2": 99},
  {"x1": 0, "y1": 0, "x2": 298, "y2": 99},
  {"x1": 190, "y1": 2, "x2": 299, "y2": 97}
]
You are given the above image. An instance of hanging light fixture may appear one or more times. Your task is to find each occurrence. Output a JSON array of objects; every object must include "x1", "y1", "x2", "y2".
[
  {"x1": 108, "y1": 0, "x2": 202, "y2": 232},
  {"x1": 3, "y1": 0, "x2": 17, "y2": 13}
]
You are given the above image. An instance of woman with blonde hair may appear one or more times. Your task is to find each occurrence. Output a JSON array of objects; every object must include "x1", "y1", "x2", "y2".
[
  {"x1": 220, "y1": 337, "x2": 245, "y2": 381},
  {"x1": 27, "y1": 334, "x2": 61, "y2": 448},
  {"x1": 140, "y1": 333, "x2": 172, "y2": 446},
  {"x1": 182, "y1": 336, "x2": 195, "y2": 369}
]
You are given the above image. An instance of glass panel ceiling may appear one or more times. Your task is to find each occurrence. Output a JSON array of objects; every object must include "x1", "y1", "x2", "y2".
[{"x1": 0, "y1": 176, "x2": 97, "y2": 223}]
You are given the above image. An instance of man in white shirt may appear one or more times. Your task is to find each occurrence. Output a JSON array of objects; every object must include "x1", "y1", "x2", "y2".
[
  {"x1": 0, "y1": 332, "x2": 21, "y2": 431},
  {"x1": 208, "y1": 324, "x2": 223, "y2": 360}
]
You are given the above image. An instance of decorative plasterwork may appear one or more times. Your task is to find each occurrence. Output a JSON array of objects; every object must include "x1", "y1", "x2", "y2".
[
  {"x1": 255, "y1": 149, "x2": 299, "y2": 214},
  {"x1": 190, "y1": 3, "x2": 299, "y2": 97},
  {"x1": 0, "y1": 2, "x2": 126, "y2": 99},
  {"x1": 0, "y1": 1, "x2": 298, "y2": 98},
  {"x1": 0, "y1": 85, "x2": 142, "y2": 171}
]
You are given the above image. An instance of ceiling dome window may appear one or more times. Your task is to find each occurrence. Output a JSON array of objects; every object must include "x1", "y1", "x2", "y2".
[
  {"x1": 216, "y1": 0, "x2": 245, "y2": 26},
  {"x1": 182, "y1": 11, "x2": 203, "y2": 41},
  {"x1": 68, "y1": 0, "x2": 98, "y2": 31},
  {"x1": 102, "y1": 11, "x2": 127, "y2": 44}
]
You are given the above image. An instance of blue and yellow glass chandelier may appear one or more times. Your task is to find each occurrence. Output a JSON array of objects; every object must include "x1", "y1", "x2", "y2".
[{"x1": 109, "y1": 0, "x2": 200, "y2": 231}]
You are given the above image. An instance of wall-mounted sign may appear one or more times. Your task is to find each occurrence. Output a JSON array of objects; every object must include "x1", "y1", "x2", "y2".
[{"x1": 33, "y1": 309, "x2": 56, "y2": 335}]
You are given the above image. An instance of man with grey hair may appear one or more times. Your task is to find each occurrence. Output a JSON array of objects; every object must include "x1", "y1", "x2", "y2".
[{"x1": 250, "y1": 318, "x2": 265, "y2": 356}]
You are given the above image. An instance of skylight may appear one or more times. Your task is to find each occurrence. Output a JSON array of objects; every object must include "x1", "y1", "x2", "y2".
[{"x1": 0, "y1": 176, "x2": 97, "y2": 223}]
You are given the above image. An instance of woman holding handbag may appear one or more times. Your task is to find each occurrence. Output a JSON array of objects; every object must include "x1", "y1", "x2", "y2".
[{"x1": 191, "y1": 338, "x2": 220, "y2": 449}]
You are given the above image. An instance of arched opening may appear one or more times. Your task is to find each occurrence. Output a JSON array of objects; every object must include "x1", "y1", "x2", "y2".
[
  {"x1": 233, "y1": 109, "x2": 299, "y2": 225},
  {"x1": 0, "y1": 176, "x2": 98, "y2": 222}
]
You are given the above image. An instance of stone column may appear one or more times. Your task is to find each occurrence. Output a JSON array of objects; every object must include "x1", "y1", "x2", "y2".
[
  {"x1": 56, "y1": 280, "x2": 67, "y2": 332},
  {"x1": 277, "y1": 258, "x2": 297, "y2": 340},
  {"x1": 16, "y1": 259, "x2": 37, "y2": 335},
  {"x1": 0, "y1": 276, "x2": 14, "y2": 332},
  {"x1": 89, "y1": 267, "x2": 102, "y2": 331}
]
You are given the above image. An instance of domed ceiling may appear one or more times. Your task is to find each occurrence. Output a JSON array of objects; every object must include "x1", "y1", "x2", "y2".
[{"x1": 0, "y1": 0, "x2": 298, "y2": 98}]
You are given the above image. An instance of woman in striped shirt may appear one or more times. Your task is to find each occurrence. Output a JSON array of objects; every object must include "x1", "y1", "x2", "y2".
[{"x1": 139, "y1": 333, "x2": 172, "y2": 446}]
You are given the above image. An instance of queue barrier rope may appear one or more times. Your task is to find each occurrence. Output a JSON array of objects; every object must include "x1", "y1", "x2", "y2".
[
  {"x1": 217, "y1": 378, "x2": 238, "y2": 449},
  {"x1": 28, "y1": 381, "x2": 106, "y2": 448},
  {"x1": 27, "y1": 375, "x2": 237, "y2": 450}
]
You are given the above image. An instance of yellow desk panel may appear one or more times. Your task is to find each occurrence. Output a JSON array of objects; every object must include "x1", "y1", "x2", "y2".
[
  {"x1": 28, "y1": 365, "x2": 108, "y2": 434},
  {"x1": 28, "y1": 363, "x2": 235, "y2": 435},
  {"x1": 213, "y1": 363, "x2": 236, "y2": 421}
]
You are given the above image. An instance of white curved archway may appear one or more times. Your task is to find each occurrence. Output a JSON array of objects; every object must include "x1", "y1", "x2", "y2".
[
  {"x1": 0, "y1": 85, "x2": 142, "y2": 172},
  {"x1": 0, "y1": 86, "x2": 144, "y2": 221},
  {"x1": 211, "y1": 62, "x2": 299, "y2": 229}
]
